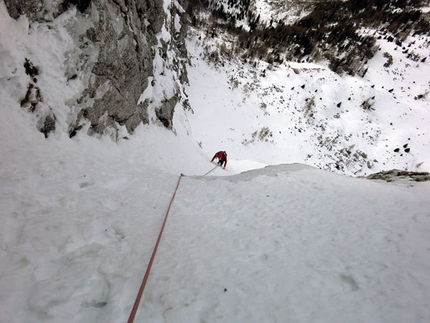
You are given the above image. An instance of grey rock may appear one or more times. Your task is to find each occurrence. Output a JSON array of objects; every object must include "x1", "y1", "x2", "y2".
[
  {"x1": 367, "y1": 170, "x2": 430, "y2": 182},
  {"x1": 3, "y1": 0, "x2": 41, "y2": 20},
  {"x1": 5, "y1": 0, "x2": 189, "y2": 140}
]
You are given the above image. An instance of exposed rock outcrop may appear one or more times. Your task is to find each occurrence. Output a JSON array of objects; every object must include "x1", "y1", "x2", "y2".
[
  {"x1": 367, "y1": 170, "x2": 430, "y2": 182},
  {"x1": 4, "y1": 0, "x2": 189, "y2": 139}
]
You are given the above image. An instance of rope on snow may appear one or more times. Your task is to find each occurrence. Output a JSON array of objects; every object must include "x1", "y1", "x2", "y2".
[{"x1": 127, "y1": 174, "x2": 183, "y2": 323}]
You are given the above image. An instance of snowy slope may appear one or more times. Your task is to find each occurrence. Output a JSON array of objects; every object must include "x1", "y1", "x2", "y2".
[
  {"x1": 1, "y1": 121, "x2": 430, "y2": 322},
  {"x1": 253, "y1": 0, "x2": 313, "y2": 25},
  {"x1": 1, "y1": 1, "x2": 430, "y2": 323},
  {"x1": 1, "y1": 1, "x2": 429, "y2": 176},
  {"x1": 140, "y1": 165, "x2": 430, "y2": 323},
  {"x1": 183, "y1": 26, "x2": 430, "y2": 176}
]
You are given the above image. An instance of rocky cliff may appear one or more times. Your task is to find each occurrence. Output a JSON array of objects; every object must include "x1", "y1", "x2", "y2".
[{"x1": 4, "y1": 0, "x2": 189, "y2": 139}]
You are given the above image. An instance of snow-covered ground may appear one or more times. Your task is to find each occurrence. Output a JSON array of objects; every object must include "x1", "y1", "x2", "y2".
[
  {"x1": 184, "y1": 26, "x2": 430, "y2": 176},
  {"x1": 1, "y1": 2, "x2": 430, "y2": 323},
  {"x1": 1, "y1": 119, "x2": 430, "y2": 323}
]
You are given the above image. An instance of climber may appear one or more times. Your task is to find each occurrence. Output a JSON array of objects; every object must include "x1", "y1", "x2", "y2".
[{"x1": 211, "y1": 151, "x2": 227, "y2": 169}]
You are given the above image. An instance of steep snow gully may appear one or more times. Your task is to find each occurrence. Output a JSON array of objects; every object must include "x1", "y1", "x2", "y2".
[
  {"x1": 1, "y1": 1, "x2": 430, "y2": 323},
  {"x1": 1, "y1": 115, "x2": 429, "y2": 323}
]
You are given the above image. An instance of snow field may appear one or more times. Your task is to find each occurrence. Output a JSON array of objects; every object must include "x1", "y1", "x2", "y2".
[
  {"x1": 184, "y1": 26, "x2": 430, "y2": 175},
  {"x1": 138, "y1": 165, "x2": 430, "y2": 322}
]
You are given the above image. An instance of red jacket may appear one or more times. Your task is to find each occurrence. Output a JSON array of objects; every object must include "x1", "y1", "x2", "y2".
[{"x1": 211, "y1": 151, "x2": 227, "y2": 167}]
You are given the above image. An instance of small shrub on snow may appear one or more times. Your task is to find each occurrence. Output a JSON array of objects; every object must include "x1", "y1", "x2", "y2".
[
  {"x1": 303, "y1": 97, "x2": 315, "y2": 120},
  {"x1": 361, "y1": 98, "x2": 375, "y2": 111},
  {"x1": 258, "y1": 127, "x2": 272, "y2": 141},
  {"x1": 242, "y1": 127, "x2": 273, "y2": 145},
  {"x1": 383, "y1": 52, "x2": 393, "y2": 67}
]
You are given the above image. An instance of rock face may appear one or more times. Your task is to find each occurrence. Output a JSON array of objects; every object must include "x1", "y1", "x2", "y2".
[
  {"x1": 4, "y1": 0, "x2": 189, "y2": 139},
  {"x1": 367, "y1": 170, "x2": 430, "y2": 182}
]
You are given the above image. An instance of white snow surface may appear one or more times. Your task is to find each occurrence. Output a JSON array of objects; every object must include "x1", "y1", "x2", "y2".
[{"x1": 1, "y1": 2, "x2": 430, "y2": 323}]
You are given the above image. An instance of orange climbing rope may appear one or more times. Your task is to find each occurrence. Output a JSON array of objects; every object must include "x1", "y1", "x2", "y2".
[
  {"x1": 127, "y1": 163, "x2": 219, "y2": 322},
  {"x1": 203, "y1": 165, "x2": 218, "y2": 176},
  {"x1": 127, "y1": 174, "x2": 183, "y2": 323}
]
